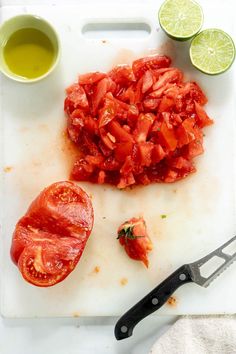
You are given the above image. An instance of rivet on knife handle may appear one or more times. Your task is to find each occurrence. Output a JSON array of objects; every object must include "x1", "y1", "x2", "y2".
[
  {"x1": 114, "y1": 264, "x2": 192, "y2": 340},
  {"x1": 115, "y1": 235, "x2": 236, "y2": 340}
]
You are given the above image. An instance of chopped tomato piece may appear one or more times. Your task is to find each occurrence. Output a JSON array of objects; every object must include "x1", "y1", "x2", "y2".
[
  {"x1": 117, "y1": 217, "x2": 153, "y2": 267},
  {"x1": 101, "y1": 156, "x2": 120, "y2": 171},
  {"x1": 79, "y1": 72, "x2": 107, "y2": 85},
  {"x1": 133, "y1": 77, "x2": 143, "y2": 104},
  {"x1": 138, "y1": 142, "x2": 154, "y2": 166},
  {"x1": 132, "y1": 55, "x2": 171, "y2": 79},
  {"x1": 152, "y1": 68, "x2": 182, "y2": 91},
  {"x1": 194, "y1": 101, "x2": 213, "y2": 127},
  {"x1": 118, "y1": 85, "x2": 136, "y2": 104},
  {"x1": 84, "y1": 116, "x2": 99, "y2": 135},
  {"x1": 143, "y1": 98, "x2": 160, "y2": 110},
  {"x1": 149, "y1": 83, "x2": 171, "y2": 98},
  {"x1": 185, "y1": 140, "x2": 204, "y2": 158},
  {"x1": 159, "y1": 122, "x2": 177, "y2": 151},
  {"x1": 109, "y1": 65, "x2": 135, "y2": 84},
  {"x1": 159, "y1": 96, "x2": 175, "y2": 112},
  {"x1": 152, "y1": 144, "x2": 166, "y2": 163},
  {"x1": 134, "y1": 113, "x2": 155, "y2": 143},
  {"x1": 142, "y1": 70, "x2": 154, "y2": 93},
  {"x1": 98, "y1": 95, "x2": 116, "y2": 128},
  {"x1": 176, "y1": 117, "x2": 196, "y2": 147},
  {"x1": 108, "y1": 121, "x2": 134, "y2": 143},
  {"x1": 65, "y1": 84, "x2": 88, "y2": 110},
  {"x1": 115, "y1": 141, "x2": 133, "y2": 162},
  {"x1": 67, "y1": 109, "x2": 84, "y2": 143},
  {"x1": 92, "y1": 78, "x2": 110, "y2": 114},
  {"x1": 117, "y1": 173, "x2": 136, "y2": 189},
  {"x1": 98, "y1": 170, "x2": 106, "y2": 184},
  {"x1": 181, "y1": 82, "x2": 208, "y2": 105},
  {"x1": 71, "y1": 158, "x2": 94, "y2": 181},
  {"x1": 99, "y1": 127, "x2": 116, "y2": 150},
  {"x1": 164, "y1": 169, "x2": 179, "y2": 183},
  {"x1": 169, "y1": 156, "x2": 193, "y2": 170},
  {"x1": 85, "y1": 154, "x2": 104, "y2": 166}
]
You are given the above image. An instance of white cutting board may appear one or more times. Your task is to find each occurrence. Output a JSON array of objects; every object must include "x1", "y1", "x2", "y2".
[{"x1": 0, "y1": 0, "x2": 236, "y2": 318}]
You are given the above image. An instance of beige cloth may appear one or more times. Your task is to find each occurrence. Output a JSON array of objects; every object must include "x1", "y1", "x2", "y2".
[{"x1": 150, "y1": 316, "x2": 236, "y2": 354}]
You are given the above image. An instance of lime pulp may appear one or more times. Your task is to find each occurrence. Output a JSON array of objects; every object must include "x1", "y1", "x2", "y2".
[
  {"x1": 158, "y1": 0, "x2": 203, "y2": 41},
  {"x1": 190, "y1": 29, "x2": 235, "y2": 75}
]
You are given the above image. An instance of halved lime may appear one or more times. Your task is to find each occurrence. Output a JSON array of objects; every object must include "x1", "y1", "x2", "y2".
[
  {"x1": 158, "y1": 0, "x2": 203, "y2": 41},
  {"x1": 190, "y1": 29, "x2": 235, "y2": 75}
]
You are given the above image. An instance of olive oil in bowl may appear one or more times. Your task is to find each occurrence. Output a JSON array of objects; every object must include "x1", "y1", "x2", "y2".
[
  {"x1": 4, "y1": 28, "x2": 55, "y2": 79},
  {"x1": 0, "y1": 15, "x2": 60, "y2": 82}
]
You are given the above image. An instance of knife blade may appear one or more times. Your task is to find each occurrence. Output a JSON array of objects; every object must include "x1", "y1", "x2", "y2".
[{"x1": 115, "y1": 235, "x2": 236, "y2": 340}]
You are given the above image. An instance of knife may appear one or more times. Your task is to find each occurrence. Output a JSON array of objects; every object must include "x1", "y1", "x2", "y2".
[{"x1": 115, "y1": 235, "x2": 236, "y2": 340}]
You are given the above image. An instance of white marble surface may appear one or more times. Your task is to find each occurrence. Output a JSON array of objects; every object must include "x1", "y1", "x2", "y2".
[{"x1": 0, "y1": 316, "x2": 176, "y2": 354}]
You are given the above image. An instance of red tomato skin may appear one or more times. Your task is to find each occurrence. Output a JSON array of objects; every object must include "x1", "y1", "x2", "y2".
[{"x1": 26, "y1": 181, "x2": 93, "y2": 239}]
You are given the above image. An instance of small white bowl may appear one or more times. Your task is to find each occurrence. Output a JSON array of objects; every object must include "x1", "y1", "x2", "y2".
[{"x1": 0, "y1": 14, "x2": 60, "y2": 83}]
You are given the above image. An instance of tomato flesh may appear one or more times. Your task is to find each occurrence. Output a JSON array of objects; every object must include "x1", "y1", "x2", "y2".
[
  {"x1": 117, "y1": 217, "x2": 153, "y2": 267},
  {"x1": 64, "y1": 55, "x2": 213, "y2": 189},
  {"x1": 10, "y1": 181, "x2": 94, "y2": 287}
]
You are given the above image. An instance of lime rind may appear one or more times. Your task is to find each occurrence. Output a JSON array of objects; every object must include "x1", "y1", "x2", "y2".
[
  {"x1": 190, "y1": 29, "x2": 236, "y2": 75},
  {"x1": 158, "y1": 0, "x2": 203, "y2": 40}
]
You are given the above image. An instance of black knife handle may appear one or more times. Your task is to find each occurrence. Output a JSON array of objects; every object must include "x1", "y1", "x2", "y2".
[{"x1": 114, "y1": 264, "x2": 193, "y2": 340}]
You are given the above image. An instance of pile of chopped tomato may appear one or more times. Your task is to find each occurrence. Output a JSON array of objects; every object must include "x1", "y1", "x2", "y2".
[{"x1": 64, "y1": 55, "x2": 213, "y2": 189}]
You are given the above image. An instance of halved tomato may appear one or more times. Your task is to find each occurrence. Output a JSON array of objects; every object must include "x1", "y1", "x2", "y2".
[{"x1": 10, "y1": 182, "x2": 94, "y2": 287}]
